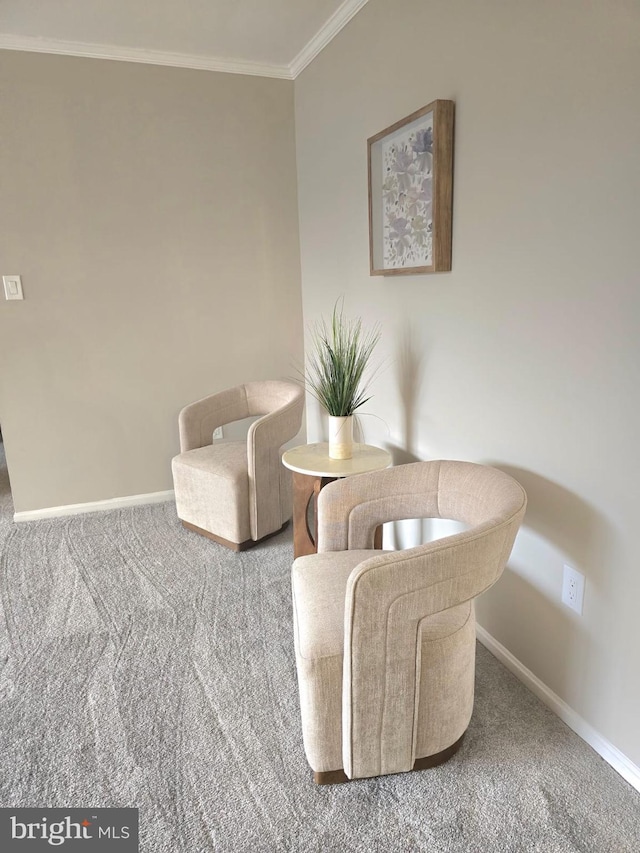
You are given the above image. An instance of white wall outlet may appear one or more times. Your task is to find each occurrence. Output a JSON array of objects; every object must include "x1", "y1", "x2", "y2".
[
  {"x1": 212, "y1": 426, "x2": 223, "y2": 440},
  {"x1": 3, "y1": 275, "x2": 23, "y2": 300},
  {"x1": 562, "y1": 564, "x2": 585, "y2": 615}
]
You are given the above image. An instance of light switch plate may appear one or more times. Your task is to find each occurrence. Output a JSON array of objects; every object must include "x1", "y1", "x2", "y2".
[{"x1": 3, "y1": 275, "x2": 24, "y2": 300}]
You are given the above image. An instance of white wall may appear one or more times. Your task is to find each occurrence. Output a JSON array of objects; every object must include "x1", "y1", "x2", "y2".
[
  {"x1": 295, "y1": 0, "x2": 640, "y2": 766},
  {"x1": 0, "y1": 51, "x2": 304, "y2": 512}
]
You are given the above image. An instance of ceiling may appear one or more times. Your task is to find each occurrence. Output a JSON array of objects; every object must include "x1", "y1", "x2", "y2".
[{"x1": 0, "y1": 0, "x2": 369, "y2": 79}]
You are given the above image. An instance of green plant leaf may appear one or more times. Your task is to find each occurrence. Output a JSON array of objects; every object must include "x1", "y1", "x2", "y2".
[{"x1": 304, "y1": 299, "x2": 381, "y2": 417}]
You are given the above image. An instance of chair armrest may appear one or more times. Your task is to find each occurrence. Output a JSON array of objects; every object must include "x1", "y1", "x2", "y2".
[
  {"x1": 178, "y1": 386, "x2": 249, "y2": 452},
  {"x1": 246, "y1": 390, "x2": 304, "y2": 540},
  {"x1": 342, "y1": 507, "x2": 525, "y2": 780}
]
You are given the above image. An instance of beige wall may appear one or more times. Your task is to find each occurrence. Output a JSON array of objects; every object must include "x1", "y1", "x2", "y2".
[
  {"x1": 295, "y1": 1, "x2": 640, "y2": 766},
  {"x1": 0, "y1": 51, "x2": 303, "y2": 512}
]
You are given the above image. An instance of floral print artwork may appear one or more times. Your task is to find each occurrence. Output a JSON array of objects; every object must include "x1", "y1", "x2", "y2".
[{"x1": 381, "y1": 114, "x2": 433, "y2": 269}]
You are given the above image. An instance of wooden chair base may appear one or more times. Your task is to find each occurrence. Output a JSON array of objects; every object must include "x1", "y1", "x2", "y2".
[
  {"x1": 180, "y1": 519, "x2": 289, "y2": 552},
  {"x1": 313, "y1": 733, "x2": 466, "y2": 785}
]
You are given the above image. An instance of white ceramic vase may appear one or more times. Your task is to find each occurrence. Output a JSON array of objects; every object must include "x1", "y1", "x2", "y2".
[{"x1": 328, "y1": 415, "x2": 354, "y2": 460}]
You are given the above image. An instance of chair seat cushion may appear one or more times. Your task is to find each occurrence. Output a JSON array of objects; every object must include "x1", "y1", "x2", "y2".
[
  {"x1": 171, "y1": 441, "x2": 250, "y2": 544},
  {"x1": 293, "y1": 550, "x2": 374, "y2": 660},
  {"x1": 174, "y1": 441, "x2": 247, "y2": 477}
]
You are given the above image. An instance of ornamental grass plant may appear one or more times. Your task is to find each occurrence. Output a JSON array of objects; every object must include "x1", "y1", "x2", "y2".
[{"x1": 305, "y1": 300, "x2": 381, "y2": 417}]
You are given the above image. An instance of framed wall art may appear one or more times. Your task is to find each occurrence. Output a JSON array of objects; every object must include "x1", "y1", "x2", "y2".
[{"x1": 368, "y1": 99, "x2": 454, "y2": 275}]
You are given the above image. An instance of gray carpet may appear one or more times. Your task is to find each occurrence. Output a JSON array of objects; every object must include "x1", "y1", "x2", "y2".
[{"x1": 0, "y1": 444, "x2": 639, "y2": 852}]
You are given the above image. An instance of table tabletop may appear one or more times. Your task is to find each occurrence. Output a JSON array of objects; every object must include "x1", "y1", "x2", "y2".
[{"x1": 282, "y1": 442, "x2": 392, "y2": 479}]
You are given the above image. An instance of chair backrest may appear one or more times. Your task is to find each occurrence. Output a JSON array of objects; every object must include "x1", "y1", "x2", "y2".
[
  {"x1": 317, "y1": 459, "x2": 525, "y2": 552},
  {"x1": 178, "y1": 380, "x2": 303, "y2": 453},
  {"x1": 243, "y1": 380, "x2": 303, "y2": 418}
]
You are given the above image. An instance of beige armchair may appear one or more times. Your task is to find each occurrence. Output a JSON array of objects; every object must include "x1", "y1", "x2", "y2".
[
  {"x1": 172, "y1": 380, "x2": 304, "y2": 551},
  {"x1": 291, "y1": 460, "x2": 526, "y2": 783}
]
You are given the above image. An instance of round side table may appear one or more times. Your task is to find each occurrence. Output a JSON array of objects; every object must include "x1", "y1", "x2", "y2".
[{"x1": 282, "y1": 442, "x2": 392, "y2": 559}]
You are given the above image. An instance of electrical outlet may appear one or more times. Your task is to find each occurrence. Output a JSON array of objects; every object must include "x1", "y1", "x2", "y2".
[
  {"x1": 213, "y1": 426, "x2": 223, "y2": 440},
  {"x1": 562, "y1": 564, "x2": 585, "y2": 615}
]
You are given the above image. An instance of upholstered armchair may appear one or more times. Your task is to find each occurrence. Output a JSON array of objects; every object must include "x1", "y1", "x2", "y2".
[
  {"x1": 291, "y1": 460, "x2": 526, "y2": 783},
  {"x1": 172, "y1": 380, "x2": 304, "y2": 551}
]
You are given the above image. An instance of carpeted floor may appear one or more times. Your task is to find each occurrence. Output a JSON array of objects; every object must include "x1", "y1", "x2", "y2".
[{"x1": 0, "y1": 443, "x2": 639, "y2": 852}]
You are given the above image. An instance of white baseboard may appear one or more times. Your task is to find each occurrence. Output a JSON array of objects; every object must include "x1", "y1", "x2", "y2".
[
  {"x1": 476, "y1": 624, "x2": 640, "y2": 793},
  {"x1": 13, "y1": 490, "x2": 175, "y2": 522}
]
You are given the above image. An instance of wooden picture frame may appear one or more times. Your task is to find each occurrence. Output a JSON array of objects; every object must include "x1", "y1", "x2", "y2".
[{"x1": 368, "y1": 100, "x2": 454, "y2": 275}]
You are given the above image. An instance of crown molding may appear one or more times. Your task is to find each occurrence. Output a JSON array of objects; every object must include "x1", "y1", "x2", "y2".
[
  {"x1": 289, "y1": 0, "x2": 370, "y2": 78},
  {"x1": 0, "y1": 0, "x2": 370, "y2": 80},
  {"x1": 0, "y1": 34, "x2": 293, "y2": 79}
]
